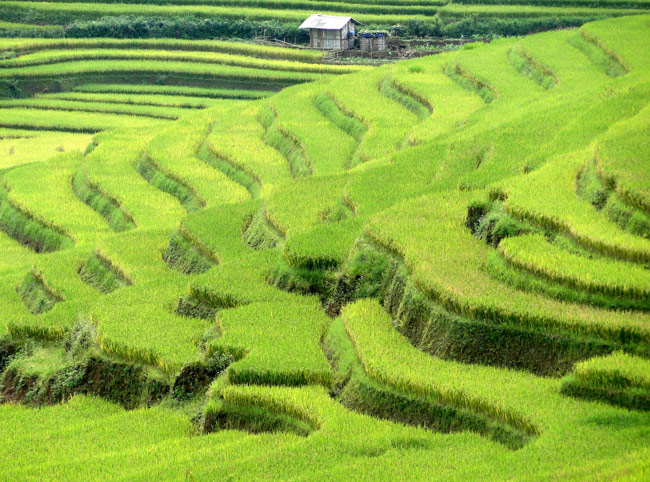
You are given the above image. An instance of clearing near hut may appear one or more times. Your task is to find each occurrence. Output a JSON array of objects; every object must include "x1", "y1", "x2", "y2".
[{"x1": 0, "y1": 7, "x2": 649, "y2": 481}]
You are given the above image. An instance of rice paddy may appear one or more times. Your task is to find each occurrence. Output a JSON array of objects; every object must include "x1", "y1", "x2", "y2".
[{"x1": 0, "y1": 8, "x2": 649, "y2": 482}]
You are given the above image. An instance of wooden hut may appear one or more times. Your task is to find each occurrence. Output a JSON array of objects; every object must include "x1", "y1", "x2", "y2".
[{"x1": 299, "y1": 14, "x2": 362, "y2": 50}]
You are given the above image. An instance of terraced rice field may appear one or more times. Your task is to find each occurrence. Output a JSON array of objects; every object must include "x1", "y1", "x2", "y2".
[
  {"x1": 1, "y1": 0, "x2": 649, "y2": 40},
  {"x1": 0, "y1": 12, "x2": 649, "y2": 481}
]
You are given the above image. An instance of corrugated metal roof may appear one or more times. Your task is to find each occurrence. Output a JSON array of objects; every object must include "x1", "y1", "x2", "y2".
[{"x1": 299, "y1": 14, "x2": 361, "y2": 30}]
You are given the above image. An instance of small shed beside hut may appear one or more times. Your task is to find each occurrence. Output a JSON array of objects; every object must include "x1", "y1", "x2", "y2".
[
  {"x1": 299, "y1": 14, "x2": 362, "y2": 50},
  {"x1": 359, "y1": 31, "x2": 389, "y2": 52}
]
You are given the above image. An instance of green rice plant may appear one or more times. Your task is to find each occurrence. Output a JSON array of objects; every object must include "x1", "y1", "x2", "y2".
[
  {"x1": 0, "y1": 14, "x2": 648, "y2": 480},
  {"x1": 204, "y1": 104, "x2": 292, "y2": 194},
  {"x1": 73, "y1": 82, "x2": 275, "y2": 99},
  {"x1": 16, "y1": 269, "x2": 64, "y2": 314},
  {"x1": 574, "y1": 351, "x2": 650, "y2": 390},
  {"x1": 270, "y1": 83, "x2": 355, "y2": 175},
  {"x1": 85, "y1": 232, "x2": 209, "y2": 373},
  {"x1": 0, "y1": 182, "x2": 73, "y2": 253},
  {"x1": 561, "y1": 352, "x2": 650, "y2": 410},
  {"x1": 284, "y1": 217, "x2": 361, "y2": 272},
  {"x1": 580, "y1": 14, "x2": 649, "y2": 74},
  {"x1": 208, "y1": 300, "x2": 332, "y2": 387},
  {"x1": 514, "y1": 28, "x2": 608, "y2": 86},
  {"x1": 438, "y1": 3, "x2": 644, "y2": 18},
  {"x1": 82, "y1": 128, "x2": 186, "y2": 232},
  {"x1": 242, "y1": 207, "x2": 284, "y2": 250},
  {"x1": 366, "y1": 190, "x2": 650, "y2": 347},
  {"x1": 0, "y1": 20, "x2": 63, "y2": 36},
  {"x1": 0, "y1": 47, "x2": 369, "y2": 75},
  {"x1": 379, "y1": 74, "x2": 432, "y2": 121},
  {"x1": 0, "y1": 128, "x2": 37, "y2": 139},
  {"x1": 175, "y1": 285, "x2": 242, "y2": 319},
  {"x1": 444, "y1": 61, "x2": 496, "y2": 104},
  {"x1": 568, "y1": 31, "x2": 629, "y2": 78},
  {"x1": 0, "y1": 37, "x2": 325, "y2": 62},
  {"x1": 340, "y1": 299, "x2": 541, "y2": 436},
  {"x1": 0, "y1": 97, "x2": 190, "y2": 120},
  {"x1": 391, "y1": 57, "x2": 484, "y2": 145},
  {"x1": 508, "y1": 44, "x2": 557, "y2": 89},
  {"x1": 142, "y1": 110, "x2": 249, "y2": 208},
  {"x1": 163, "y1": 231, "x2": 216, "y2": 275},
  {"x1": 4, "y1": 151, "x2": 114, "y2": 246},
  {"x1": 0, "y1": 60, "x2": 326, "y2": 90},
  {"x1": 340, "y1": 237, "x2": 621, "y2": 372},
  {"x1": 179, "y1": 199, "x2": 261, "y2": 263},
  {"x1": 41, "y1": 91, "x2": 222, "y2": 108},
  {"x1": 455, "y1": 0, "x2": 650, "y2": 7},
  {"x1": 0, "y1": 1, "x2": 427, "y2": 27},
  {"x1": 314, "y1": 91, "x2": 366, "y2": 144},
  {"x1": 72, "y1": 166, "x2": 136, "y2": 232},
  {"x1": 197, "y1": 143, "x2": 262, "y2": 199},
  {"x1": 485, "y1": 250, "x2": 650, "y2": 312},
  {"x1": 265, "y1": 174, "x2": 347, "y2": 236},
  {"x1": 0, "y1": 132, "x2": 92, "y2": 170},
  {"x1": 259, "y1": 103, "x2": 313, "y2": 178},
  {"x1": 325, "y1": 317, "x2": 531, "y2": 449},
  {"x1": 0, "y1": 107, "x2": 168, "y2": 132},
  {"x1": 603, "y1": 192, "x2": 650, "y2": 239},
  {"x1": 9, "y1": 249, "x2": 103, "y2": 337},
  {"x1": 498, "y1": 233, "x2": 650, "y2": 300},
  {"x1": 596, "y1": 103, "x2": 650, "y2": 215},
  {"x1": 324, "y1": 68, "x2": 419, "y2": 166},
  {"x1": 497, "y1": 150, "x2": 650, "y2": 263},
  {"x1": 577, "y1": 160, "x2": 650, "y2": 238},
  {"x1": 79, "y1": 0, "x2": 446, "y2": 17},
  {"x1": 78, "y1": 252, "x2": 132, "y2": 293},
  {"x1": 313, "y1": 90, "x2": 366, "y2": 169},
  {"x1": 203, "y1": 398, "x2": 314, "y2": 436},
  {"x1": 136, "y1": 155, "x2": 205, "y2": 213}
]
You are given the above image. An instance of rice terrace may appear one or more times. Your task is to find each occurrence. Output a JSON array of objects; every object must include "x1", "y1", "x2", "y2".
[{"x1": 0, "y1": 0, "x2": 649, "y2": 478}]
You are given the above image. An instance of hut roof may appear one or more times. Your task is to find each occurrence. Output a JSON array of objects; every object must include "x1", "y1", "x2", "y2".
[{"x1": 299, "y1": 14, "x2": 362, "y2": 30}]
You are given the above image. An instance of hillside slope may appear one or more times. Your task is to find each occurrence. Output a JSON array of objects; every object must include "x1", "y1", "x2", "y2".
[{"x1": 0, "y1": 15, "x2": 649, "y2": 480}]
